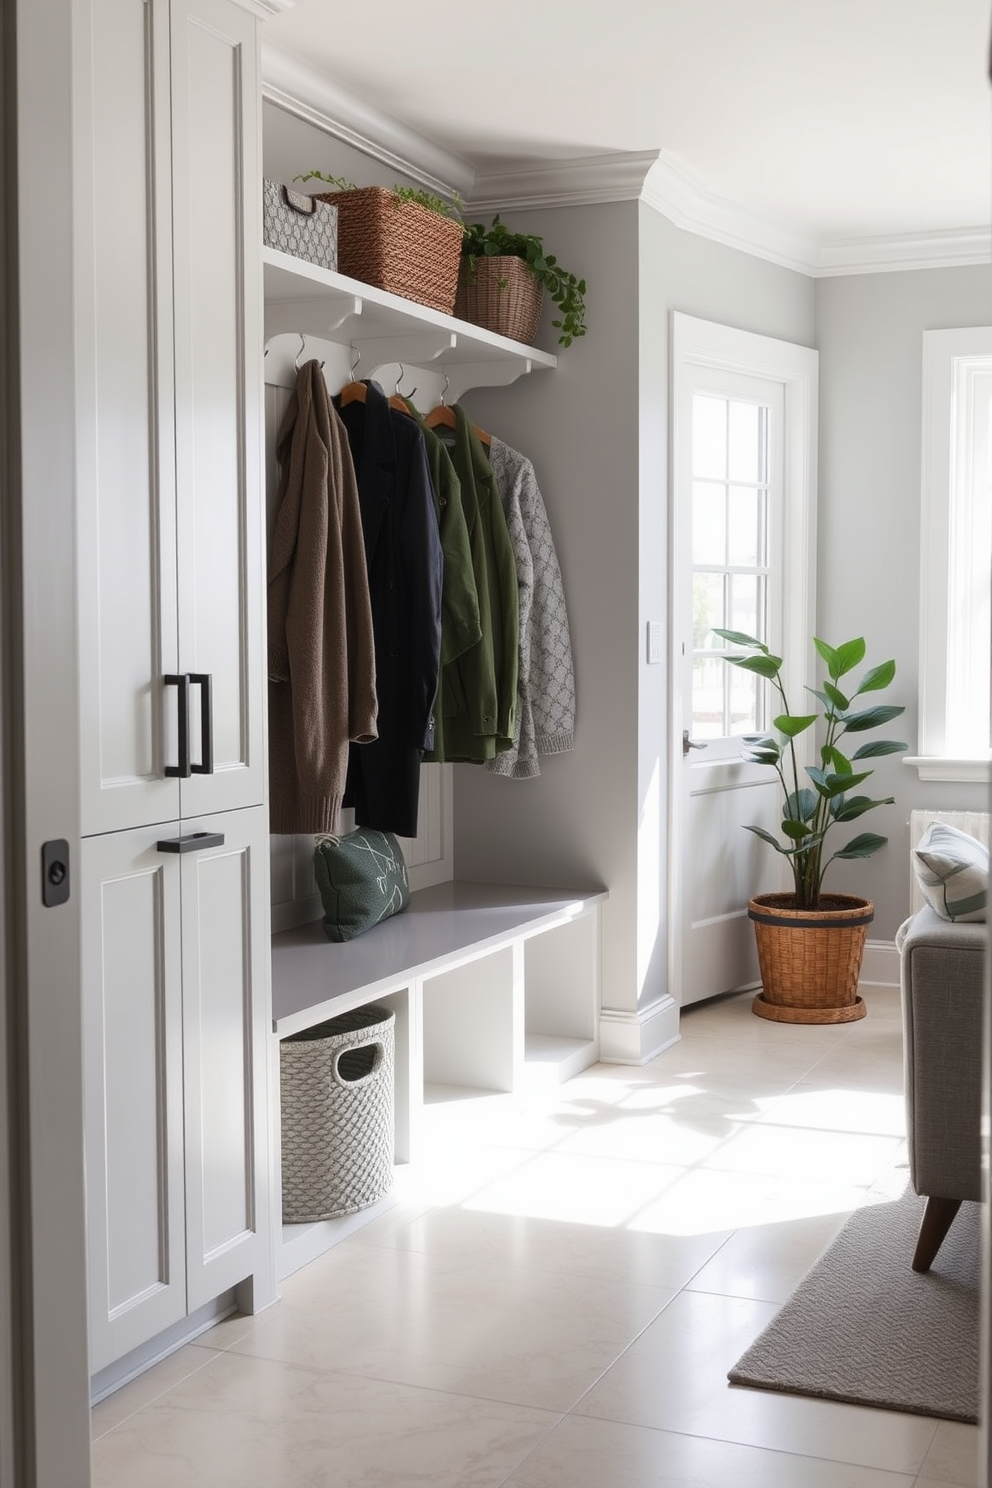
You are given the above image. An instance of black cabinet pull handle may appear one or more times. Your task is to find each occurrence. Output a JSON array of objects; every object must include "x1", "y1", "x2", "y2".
[
  {"x1": 164, "y1": 674, "x2": 191, "y2": 778},
  {"x1": 189, "y1": 673, "x2": 214, "y2": 774},
  {"x1": 156, "y1": 831, "x2": 225, "y2": 854}
]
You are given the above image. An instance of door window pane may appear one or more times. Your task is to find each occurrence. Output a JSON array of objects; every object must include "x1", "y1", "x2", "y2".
[
  {"x1": 692, "y1": 395, "x2": 727, "y2": 479},
  {"x1": 692, "y1": 655, "x2": 725, "y2": 738},
  {"x1": 728, "y1": 400, "x2": 762, "y2": 483},
  {"x1": 730, "y1": 574, "x2": 762, "y2": 641},
  {"x1": 729, "y1": 669, "x2": 759, "y2": 735},
  {"x1": 693, "y1": 572, "x2": 724, "y2": 651},
  {"x1": 728, "y1": 486, "x2": 763, "y2": 567},
  {"x1": 692, "y1": 482, "x2": 726, "y2": 565}
]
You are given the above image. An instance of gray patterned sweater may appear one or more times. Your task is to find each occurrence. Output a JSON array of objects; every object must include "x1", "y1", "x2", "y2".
[{"x1": 485, "y1": 437, "x2": 575, "y2": 778}]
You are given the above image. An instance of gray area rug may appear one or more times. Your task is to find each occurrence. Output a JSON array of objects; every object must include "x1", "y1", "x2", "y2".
[{"x1": 729, "y1": 1170, "x2": 980, "y2": 1422}]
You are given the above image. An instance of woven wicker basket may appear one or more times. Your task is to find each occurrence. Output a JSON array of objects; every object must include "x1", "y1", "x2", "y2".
[
  {"x1": 748, "y1": 893, "x2": 873, "y2": 1024},
  {"x1": 454, "y1": 255, "x2": 544, "y2": 344},
  {"x1": 314, "y1": 186, "x2": 464, "y2": 314},
  {"x1": 280, "y1": 1004, "x2": 395, "y2": 1221}
]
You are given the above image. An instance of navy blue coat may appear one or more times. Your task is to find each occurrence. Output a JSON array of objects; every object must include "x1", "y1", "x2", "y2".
[{"x1": 335, "y1": 380, "x2": 443, "y2": 838}]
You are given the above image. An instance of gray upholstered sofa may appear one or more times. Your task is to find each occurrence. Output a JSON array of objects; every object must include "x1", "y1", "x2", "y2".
[{"x1": 898, "y1": 904, "x2": 987, "y2": 1271}]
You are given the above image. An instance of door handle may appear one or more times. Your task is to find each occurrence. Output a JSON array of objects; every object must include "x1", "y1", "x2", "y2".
[
  {"x1": 682, "y1": 729, "x2": 707, "y2": 756},
  {"x1": 188, "y1": 673, "x2": 214, "y2": 774},
  {"x1": 164, "y1": 674, "x2": 191, "y2": 777},
  {"x1": 156, "y1": 831, "x2": 225, "y2": 854}
]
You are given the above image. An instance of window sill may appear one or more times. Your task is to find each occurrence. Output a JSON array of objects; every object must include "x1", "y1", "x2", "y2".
[{"x1": 903, "y1": 756, "x2": 991, "y2": 783}]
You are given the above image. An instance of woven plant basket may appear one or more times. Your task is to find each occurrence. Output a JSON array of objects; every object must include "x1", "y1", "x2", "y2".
[
  {"x1": 454, "y1": 255, "x2": 544, "y2": 344},
  {"x1": 280, "y1": 1004, "x2": 394, "y2": 1222},
  {"x1": 748, "y1": 892, "x2": 874, "y2": 1024},
  {"x1": 314, "y1": 186, "x2": 464, "y2": 314}
]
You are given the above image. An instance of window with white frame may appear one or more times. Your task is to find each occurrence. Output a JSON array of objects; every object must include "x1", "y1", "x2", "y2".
[{"x1": 912, "y1": 327, "x2": 992, "y2": 782}]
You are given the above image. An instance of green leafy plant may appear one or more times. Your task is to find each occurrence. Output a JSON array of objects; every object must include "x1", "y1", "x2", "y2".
[
  {"x1": 293, "y1": 172, "x2": 465, "y2": 224},
  {"x1": 713, "y1": 630, "x2": 907, "y2": 910},
  {"x1": 461, "y1": 215, "x2": 587, "y2": 347}
]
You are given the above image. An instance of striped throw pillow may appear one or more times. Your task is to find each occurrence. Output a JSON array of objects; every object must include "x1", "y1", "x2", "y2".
[{"x1": 913, "y1": 821, "x2": 988, "y2": 922}]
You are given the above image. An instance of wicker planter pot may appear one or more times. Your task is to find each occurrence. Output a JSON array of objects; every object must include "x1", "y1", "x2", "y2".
[
  {"x1": 454, "y1": 255, "x2": 544, "y2": 344},
  {"x1": 314, "y1": 186, "x2": 464, "y2": 314},
  {"x1": 748, "y1": 892, "x2": 874, "y2": 1024}
]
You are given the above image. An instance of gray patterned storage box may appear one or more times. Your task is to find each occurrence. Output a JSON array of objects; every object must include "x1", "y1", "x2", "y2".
[
  {"x1": 263, "y1": 181, "x2": 338, "y2": 270},
  {"x1": 280, "y1": 1004, "x2": 394, "y2": 1221}
]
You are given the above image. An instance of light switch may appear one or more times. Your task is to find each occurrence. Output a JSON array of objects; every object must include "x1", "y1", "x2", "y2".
[{"x1": 647, "y1": 621, "x2": 664, "y2": 664}]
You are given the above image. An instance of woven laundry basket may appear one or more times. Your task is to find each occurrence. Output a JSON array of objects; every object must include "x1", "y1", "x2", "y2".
[
  {"x1": 280, "y1": 1004, "x2": 395, "y2": 1221},
  {"x1": 454, "y1": 255, "x2": 544, "y2": 344},
  {"x1": 314, "y1": 186, "x2": 464, "y2": 314}
]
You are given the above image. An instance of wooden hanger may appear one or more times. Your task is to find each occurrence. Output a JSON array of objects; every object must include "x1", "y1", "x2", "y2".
[
  {"x1": 423, "y1": 396, "x2": 492, "y2": 448},
  {"x1": 423, "y1": 403, "x2": 456, "y2": 432},
  {"x1": 337, "y1": 380, "x2": 367, "y2": 406}
]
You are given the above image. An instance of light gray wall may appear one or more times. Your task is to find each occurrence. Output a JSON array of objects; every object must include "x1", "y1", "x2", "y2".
[
  {"x1": 456, "y1": 202, "x2": 644, "y2": 1018},
  {"x1": 814, "y1": 263, "x2": 991, "y2": 936}
]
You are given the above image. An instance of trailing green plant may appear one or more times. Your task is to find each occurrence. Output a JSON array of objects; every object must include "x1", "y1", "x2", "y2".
[
  {"x1": 713, "y1": 630, "x2": 907, "y2": 910},
  {"x1": 461, "y1": 215, "x2": 587, "y2": 347},
  {"x1": 293, "y1": 171, "x2": 464, "y2": 223}
]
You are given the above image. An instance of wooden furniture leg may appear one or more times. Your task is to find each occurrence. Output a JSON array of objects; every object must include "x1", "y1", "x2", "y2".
[{"x1": 912, "y1": 1195, "x2": 963, "y2": 1273}]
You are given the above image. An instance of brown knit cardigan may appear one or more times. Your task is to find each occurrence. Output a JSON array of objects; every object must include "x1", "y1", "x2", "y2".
[{"x1": 267, "y1": 361, "x2": 377, "y2": 833}]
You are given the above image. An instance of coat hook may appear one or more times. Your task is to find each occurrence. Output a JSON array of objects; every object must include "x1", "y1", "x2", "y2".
[
  {"x1": 295, "y1": 333, "x2": 306, "y2": 370},
  {"x1": 350, "y1": 345, "x2": 361, "y2": 376},
  {"x1": 439, "y1": 372, "x2": 449, "y2": 407}
]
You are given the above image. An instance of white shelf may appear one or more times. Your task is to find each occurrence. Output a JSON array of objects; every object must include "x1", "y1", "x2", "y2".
[{"x1": 263, "y1": 246, "x2": 557, "y2": 400}]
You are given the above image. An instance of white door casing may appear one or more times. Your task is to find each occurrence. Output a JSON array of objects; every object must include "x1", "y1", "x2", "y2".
[{"x1": 670, "y1": 314, "x2": 818, "y2": 1009}]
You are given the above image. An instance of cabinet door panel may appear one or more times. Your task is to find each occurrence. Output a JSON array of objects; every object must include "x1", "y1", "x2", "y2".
[
  {"x1": 77, "y1": 0, "x2": 180, "y2": 836},
  {"x1": 181, "y1": 806, "x2": 270, "y2": 1311},
  {"x1": 172, "y1": 0, "x2": 265, "y2": 817},
  {"x1": 83, "y1": 828, "x2": 186, "y2": 1372}
]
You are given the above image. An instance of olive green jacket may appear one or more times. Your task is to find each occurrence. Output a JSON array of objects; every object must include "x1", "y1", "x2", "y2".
[{"x1": 423, "y1": 404, "x2": 519, "y2": 762}]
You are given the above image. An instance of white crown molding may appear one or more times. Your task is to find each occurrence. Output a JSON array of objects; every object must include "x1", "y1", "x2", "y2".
[
  {"x1": 233, "y1": 0, "x2": 299, "y2": 15},
  {"x1": 816, "y1": 227, "x2": 992, "y2": 276},
  {"x1": 467, "y1": 151, "x2": 660, "y2": 214},
  {"x1": 260, "y1": 42, "x2": 475, "y2": 201},
  {"x1": 642, "y1": 151, "x2": 821, "y2": 275},
  {"x1": 642, "y1": 150, "x2": 992, "y2": 277}
]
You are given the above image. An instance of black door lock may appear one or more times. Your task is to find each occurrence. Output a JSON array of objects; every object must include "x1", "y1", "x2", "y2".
[{"x1": 41, "y1": 840, "x2": 70, "y2": 907}]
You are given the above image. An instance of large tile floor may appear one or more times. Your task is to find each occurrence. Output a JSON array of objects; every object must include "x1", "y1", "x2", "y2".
[{"x1": 91, "y1": 985, "x2": 980, "y2": 1487}]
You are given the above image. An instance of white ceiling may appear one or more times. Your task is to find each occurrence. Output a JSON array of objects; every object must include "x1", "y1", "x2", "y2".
[{"x1": 263, "y1": 0, "x2": 992, "y2": 252}]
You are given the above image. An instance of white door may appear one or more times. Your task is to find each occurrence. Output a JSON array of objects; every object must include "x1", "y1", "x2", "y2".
[
  {"x1": 82, "y1": 826, "x2": 187, "y2": 1373},
  {"x1": 181, "y1": 805, "x2": 271, "y2": 1312},
  {"x1": 670, "y1": 315, "x2": 818, "y2": 1009}
]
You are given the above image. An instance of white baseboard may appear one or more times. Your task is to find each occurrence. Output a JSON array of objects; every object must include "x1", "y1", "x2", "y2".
[
  {"x1": 599, "y1": 995, "x2": 680, "y2": 1065},
  {"x1": 859, "y1": 938, "x2": 899, "y2": 990}
]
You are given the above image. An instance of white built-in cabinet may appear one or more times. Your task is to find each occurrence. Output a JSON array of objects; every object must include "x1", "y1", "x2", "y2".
[{"x1": 78, "y1": 0, "x2": 271, "y2": 1376}]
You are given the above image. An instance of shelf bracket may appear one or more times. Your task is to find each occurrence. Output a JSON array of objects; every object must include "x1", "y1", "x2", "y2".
[
  {"x1": 352, "y1": 332, "x2": 458, "y2": 374},
  {"x1": 442, "y1": 358, "x2": 538, "y2": 405},
  {"x1": 264, "y1": 295, "x2": 363, "y2": 344}
]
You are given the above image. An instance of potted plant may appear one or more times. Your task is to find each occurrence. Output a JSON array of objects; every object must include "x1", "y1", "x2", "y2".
[
  {"x1": 293, "y1": 172, "x2": 466, "y2": 315},
  {"x1": 456, "y1": 215, "x2": 587, "y2": 348},
  {"x1": 713, "y1": 629, "x2": 907, "y2": 1023}
]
